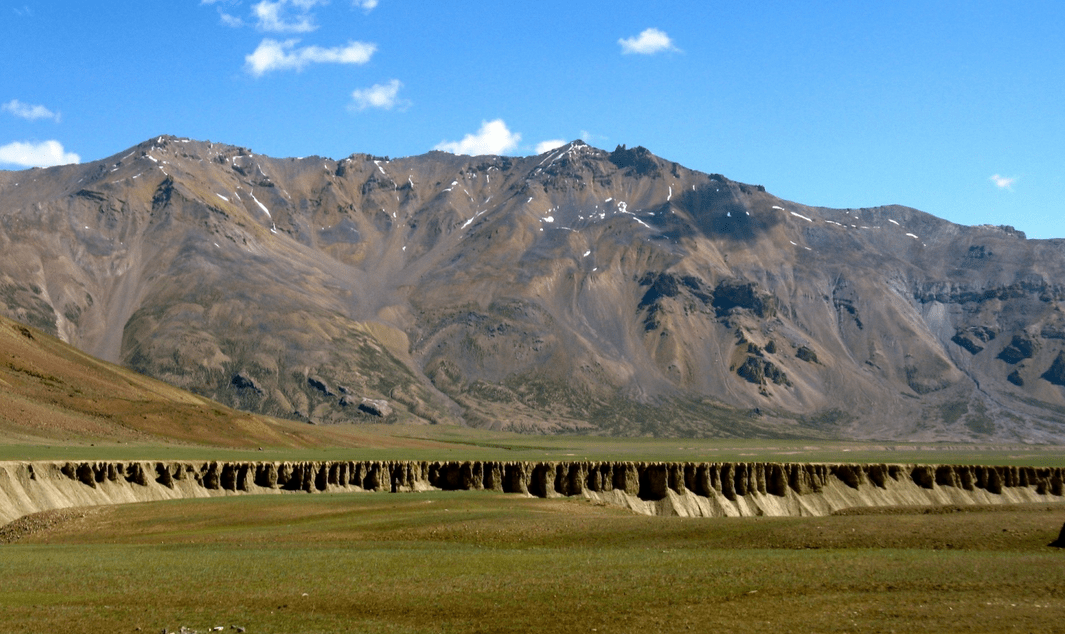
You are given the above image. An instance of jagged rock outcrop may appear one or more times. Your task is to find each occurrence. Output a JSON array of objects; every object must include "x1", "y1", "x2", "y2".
[
  {"x1": 737, "y1": 356, "x2": 790, "y2": 388},
  {"x1": 998, "y1": 334, "x2": 1038, "y2": 364},
  {"x1": 1042, "y1": 352, "x2": 1065, "y2": 387},
  {"x1": 2, "y1": 459, "x2": 1063, "y2": 525},
  {"x1": 952, "y1": 326, "x2": 997, "y2": 355},
  {"x1": 356, "y1": 398, "x2": 392, "y2": 417},
  {"x1": 231, "y1": 372, "x2": 264, "y2": 395}
]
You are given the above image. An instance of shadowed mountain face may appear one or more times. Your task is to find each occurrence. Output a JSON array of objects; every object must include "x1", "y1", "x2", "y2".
[{"x1": 2, "y1": 136, "x2": 1065, "y2": 442}]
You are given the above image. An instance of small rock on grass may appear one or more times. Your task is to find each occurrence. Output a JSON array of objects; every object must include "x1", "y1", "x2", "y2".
[{"x1": 1050, "y1": 521, "x2": 1065, "y2": 548}]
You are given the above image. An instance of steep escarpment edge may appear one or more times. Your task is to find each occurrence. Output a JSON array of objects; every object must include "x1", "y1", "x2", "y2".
[{"x1": 1, "y1": 460, "x2": 1063, "y2": 525}]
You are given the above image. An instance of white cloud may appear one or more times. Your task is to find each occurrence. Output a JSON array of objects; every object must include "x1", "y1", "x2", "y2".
[
  {"x1": 535, "y1": 139, "x2": 567, "y2": 154},
  {"x1": 0, "y1": 140, "x2": 80, "y2": 167},
  {"x1": 205, "y1": 1, "x2": 374, "y2": 35},
  {"x1": 579, "y1": 129, "x2": 607, "y2": 145},
  {"x1": 2, "y1": 99, "x2": 60, "y2": 122},
  {"x1": 618, "y1": 28, "x2": 680, "y2": 55},
  {"x1": 220, "y1": 12, "x2": 245, "y2": 27},
  {"x1": 435, "y1": 119, "x2": 522, "y2": 156},
  {"x1": 201, "y1": 0, "x2": 245, "y2": 26},
  {"x1": 350, "y1": 79, "x2": 407, "y2": 111},
  {"x1": 245, "y1": 38, "x2": 376, "y2": 76},
  {"x1": 252, "y1": 0, "x2": 326, "y2": 33},
  {"x1": 990, "y1": 174, "x2": 1017, "y2": 190}
]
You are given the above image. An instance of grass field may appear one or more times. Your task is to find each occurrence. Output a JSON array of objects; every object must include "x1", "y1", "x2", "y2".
[
  {"x1": 3, "y1": 423, "x2": 1065, "y2": 466},
  {"x1": 2, "y1": 491, "x2": 1064, "y2": 633}
]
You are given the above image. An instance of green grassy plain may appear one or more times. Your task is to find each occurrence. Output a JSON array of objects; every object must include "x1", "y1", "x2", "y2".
[{"x1": 2, "y1": 492, "x2": 1064, "y2": 633}]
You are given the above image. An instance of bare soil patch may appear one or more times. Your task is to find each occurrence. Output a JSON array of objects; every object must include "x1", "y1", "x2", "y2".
[{"x1": 0, "y1": 506, "x2": 105, "y2": 544}]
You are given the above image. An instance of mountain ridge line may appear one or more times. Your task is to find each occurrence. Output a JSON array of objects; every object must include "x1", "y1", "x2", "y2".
[{"x1": 2, "y1": 135, "x2": 1064, "y2": 442}]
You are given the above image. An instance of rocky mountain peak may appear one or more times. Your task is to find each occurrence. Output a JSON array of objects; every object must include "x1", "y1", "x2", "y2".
[{"x1": 2, "y1": 136, "x2": 1065, "y2": 442}]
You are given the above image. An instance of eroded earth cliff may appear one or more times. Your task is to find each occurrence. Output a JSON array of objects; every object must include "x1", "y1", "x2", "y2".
[{"x1": 2, "y1": 459, "x2": 1062, "y2": 524}]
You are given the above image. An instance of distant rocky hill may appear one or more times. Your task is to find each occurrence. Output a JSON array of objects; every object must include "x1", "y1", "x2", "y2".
[{"x1": 2, "y1": 135, "x2": 1065, "y2": 442}]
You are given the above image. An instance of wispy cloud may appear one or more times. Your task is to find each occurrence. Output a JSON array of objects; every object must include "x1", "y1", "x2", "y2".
[
  {"x1": 12, "y1": 5, "x2": 32, "y2": 17},
  {"x1": 535, "y1": 140, "x2": 567, "y2": 154},
  {"x1": 245, "y1": 38, "x2": 376, "y2": 76},
  {"x1": 205, "y1": 0, "x2": 337, "y2": 30},
  {"x1": 618, "y1": 28, "x2": 680, "y2": 55},
  {"x1": 350, "y1": 79, "x2": 408, "y2": 111},
  {"x1": 219, "y1": 12, "x2": 245, "y2": 27},
  {"x1": 579, "y1": 129, "x2": 606, "y2": 145},
  {"x1": 201, "y1": 0, "x2": 245, "y2": 26},
  {"x1": 2, "y1": 99, "x2": 60, "y2": 122},
  {"x1": 353, "y1": 0, "x2": 379, "y2": 11},
  {"x1": 0, "y1": 140, "x2": 80, "y2": 167},
  {"x1": 435, "y1": 120, "x2": 521, "y2": 156},
  {"x1": 253, "y1": 0, "x2": 326, "y2": 33},
  {"x1": 990, "y1": 174, "x2": 1017, "y2": 190}
]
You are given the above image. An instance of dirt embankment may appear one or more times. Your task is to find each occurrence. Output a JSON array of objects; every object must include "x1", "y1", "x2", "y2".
[{"x1": 1, "y1": 460, "x2": 1063, "y2": 525}]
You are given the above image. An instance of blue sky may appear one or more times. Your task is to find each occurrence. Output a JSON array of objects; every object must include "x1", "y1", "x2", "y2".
[{"x1": 2, "y1": 1, "x2": 1064, "y2": 238}]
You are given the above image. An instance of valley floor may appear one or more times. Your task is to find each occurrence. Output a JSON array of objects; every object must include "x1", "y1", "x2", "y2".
[{"x1": 1, "y1": 492, "x2": 1064, "y2": 633}]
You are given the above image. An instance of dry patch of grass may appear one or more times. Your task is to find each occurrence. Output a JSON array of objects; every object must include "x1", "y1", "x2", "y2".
[
  {"x1": 6, "y1": 433, "x2": 1065, "y2": 466},
  {"x1": 2, "y1": 492, "x2": 1064, "y2": 633}
]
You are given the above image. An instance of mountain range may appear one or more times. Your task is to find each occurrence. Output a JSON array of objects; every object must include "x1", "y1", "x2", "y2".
[{"x1": 2, "y1": 135, "x2": 1064, "y2": 443}]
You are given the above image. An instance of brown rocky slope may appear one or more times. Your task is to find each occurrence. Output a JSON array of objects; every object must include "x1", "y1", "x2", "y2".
[{"x1": 2, "y1": 136, "x2": 1065, "y2": 441}]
